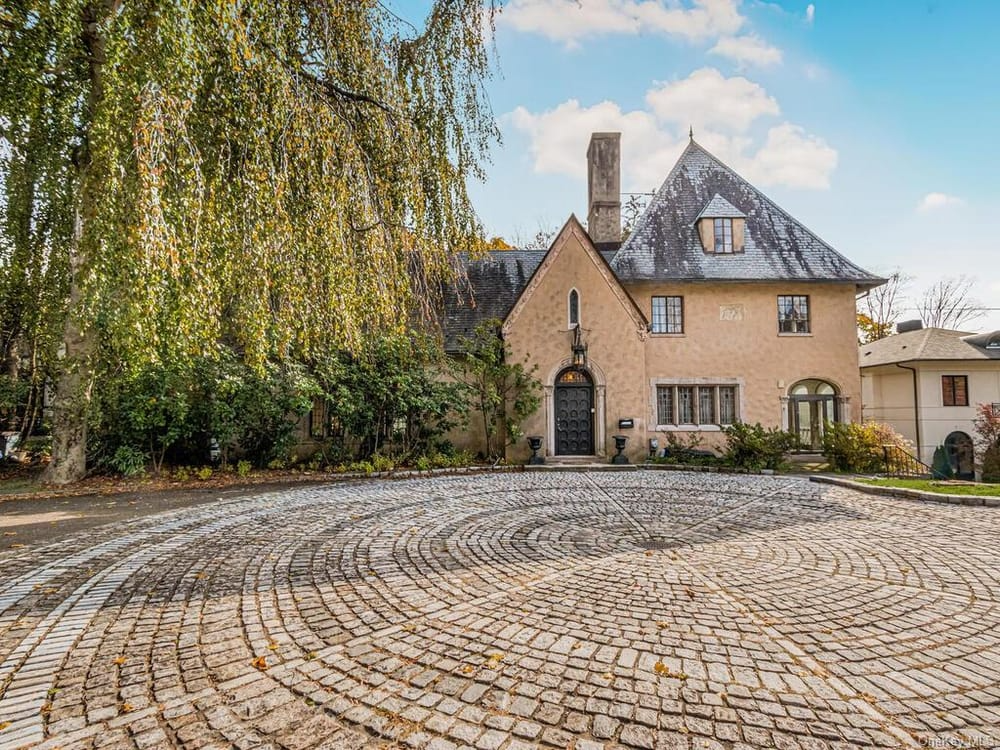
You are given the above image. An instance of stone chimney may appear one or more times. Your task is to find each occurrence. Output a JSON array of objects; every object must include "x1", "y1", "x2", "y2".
[{"x1": 586, "y1": 132, "x2": 621, "y2": 245}]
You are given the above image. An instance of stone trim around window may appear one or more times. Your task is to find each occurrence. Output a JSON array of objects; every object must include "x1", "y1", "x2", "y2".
[{"x1": 650, "y1": 378, "x2": 744, "y2": 431}]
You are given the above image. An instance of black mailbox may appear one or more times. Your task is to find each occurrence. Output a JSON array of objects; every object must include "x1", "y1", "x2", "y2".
[{"x1": 618, "y1": 418, "x2": 634, "y2": 429}]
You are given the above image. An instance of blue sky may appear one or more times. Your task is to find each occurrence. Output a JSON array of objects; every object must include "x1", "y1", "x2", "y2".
[{"x1": 400, "y1": 0, "x2": 1000, "y2": 329}]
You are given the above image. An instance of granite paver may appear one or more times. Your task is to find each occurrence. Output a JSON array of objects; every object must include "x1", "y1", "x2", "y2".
[{"x1": 1, "y1": 472, "x2": 999, "y2": 749}]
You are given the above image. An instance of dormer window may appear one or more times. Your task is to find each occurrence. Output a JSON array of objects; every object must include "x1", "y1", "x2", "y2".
[
  {"x1": 714, "y1": 218, "x2": 733, "y2": 253},
  {"x1": 695, "y1": 194, "x2": 745, "y2": 254},
  {"x1": 987, "y1": 333, "x2": 1000, "y2": 350},
  {"x1": 568, "y1": 289, "x2": 580, "y2": 328}
]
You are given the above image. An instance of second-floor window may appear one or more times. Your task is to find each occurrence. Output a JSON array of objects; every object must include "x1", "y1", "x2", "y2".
[
  {"x1": 714, "y1": 218, "x2": 733, "y2": 253},
  {"x1": 778, "y1": 295, "x2": 810, "y2": 333},
  {"x1": 942, "y1": 375, "x2": 969, "y2": 406},
  {"x1": 651, "y1": 296, "x2": 683, "y2": 333}
]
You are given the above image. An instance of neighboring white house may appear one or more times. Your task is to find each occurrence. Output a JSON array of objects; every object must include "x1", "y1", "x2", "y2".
[{"x1": 860, "y1": 326, "x2": 1000, "y2": 477}]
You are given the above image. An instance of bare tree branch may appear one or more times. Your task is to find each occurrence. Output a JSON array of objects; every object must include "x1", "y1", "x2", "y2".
[{"x1": 916, "y1": 276, "x2": 986, "y2": 330}]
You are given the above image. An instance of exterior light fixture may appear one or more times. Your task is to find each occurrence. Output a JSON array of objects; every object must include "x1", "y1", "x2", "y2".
[{"x1": 571, "y1": 325, "x2": 588, "y2": 368}]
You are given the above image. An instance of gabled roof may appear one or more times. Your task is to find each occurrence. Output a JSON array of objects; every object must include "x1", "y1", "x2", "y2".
[
  {"x1": 502, "y1": 215, "x2": 647, "y2": 335},
  {"x1": 696, "y1": 193, "x2": 745, "y2": 220},
  {"x1": 441, "y1": 238, "x2": 618, "y2": 352},
  {"x1": 612, "y1": 140, "x2": 884, "y2": 289},
  {"x1": 860, "y1": 327, "x2": 1000, "y2": 368}
]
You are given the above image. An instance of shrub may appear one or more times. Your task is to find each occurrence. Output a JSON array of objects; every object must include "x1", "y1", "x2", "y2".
[
  {"x1": 822, "y1": 421, "x2": 913, "y2": 474},
  {"x1": 931, "y1": 445, "x2": 953, "y2": 480},
  {"x1": 723, "y1": 422, "x2": 799, "y2": 471},
  {"x1": 109, "y1": 446, "x2": 148, "y2": 477},
  {"x1": 973, "y1": 403, "x2": 1000, "y2": 482},
  {"x1": 236, "y1": 460, "x2": 252, "y2": 478},
  {"x1": 174, "y1": 466, "x2": 191, "y2": 481},
  {"x1": 371, "y1": 454, "x2": 394, "y2": 472},
  {"x1": 982, "y1": 444, "x2": 1000, "y2": 484},
  {"x1": 195, "y1": 467, "x2": 213, "y2": 481},
  {"x1": 347, "y1": 460, "x2": 374, "y2": 474},
  {"x1": 318, "y1": 332, "x2": 468, "y2": 462},
  {"x1": 415, "y1": 455, "x2": 431, "y2": 471}
]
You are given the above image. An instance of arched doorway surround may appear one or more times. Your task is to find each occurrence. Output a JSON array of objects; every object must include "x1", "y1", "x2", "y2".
[{"x1": 544, "y1": 358, "x2": 607, "y2": 457}]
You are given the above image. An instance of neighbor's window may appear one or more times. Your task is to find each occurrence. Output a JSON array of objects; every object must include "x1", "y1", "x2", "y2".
[
  {"x1": 714, "y1": 218, "x2": 733, "y2": 253},
  {"x1": 942, "y1": 375, "x2": 969, "y2": 407},
  {"x1": 651, "y1": 296, "x2": 684, "y2": 333},
  {"x1": 656, "y1": 384, "x2": 738, "y2": 426},
  {"x1": 569, "y1": 289, "x2": 580, "y2": 328},
  {"x1": 778, "y1": 295, "x2": 810, "y2": 333}
]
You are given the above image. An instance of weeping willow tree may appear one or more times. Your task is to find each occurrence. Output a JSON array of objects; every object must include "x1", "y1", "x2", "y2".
[{"x1": 0, "y1": 0, "x2": 498, "y2": 483}]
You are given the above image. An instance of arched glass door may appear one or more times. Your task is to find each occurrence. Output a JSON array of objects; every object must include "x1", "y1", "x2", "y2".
[{"x1": 789, "y1": 379, "x2": 838, "y2": 451}]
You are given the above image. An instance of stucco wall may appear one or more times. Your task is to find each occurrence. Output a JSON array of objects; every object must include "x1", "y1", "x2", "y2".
[
  {"x1": 863, "y1": 361, "x2": 1000, "y2": 465},
  {"x1": 632, "y1": 281, "x2": 862, "y2": 451},
  {"x1": 502, "y1": 223, "x2": 649, "y2": 462}
]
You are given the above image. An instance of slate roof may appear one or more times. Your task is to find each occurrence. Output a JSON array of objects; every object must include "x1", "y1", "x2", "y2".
[
  {"x1": 696, "y1": 193, "x2": 745, "y2": 220},
  {"x1": 612, "y1": 140, "x2": 884, "y2": 289},
  {"x1": 860, "y1": 328, "x2": 1000, "y2": 368},
  {"x1": 442, "y1": 248, "x2": 617, "y2": 352}
]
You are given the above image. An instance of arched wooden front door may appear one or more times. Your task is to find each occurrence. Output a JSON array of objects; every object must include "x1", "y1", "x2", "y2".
[{"x1": 554, "y1": 368, "x2": 594, "y2": 455}]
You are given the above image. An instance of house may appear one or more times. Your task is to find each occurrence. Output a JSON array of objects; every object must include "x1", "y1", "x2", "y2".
[
  {"x1": 445, "y1": 133, "x2": 884, "y2": 462},
  {"x1": 860, "y1": 325, "x2": 1000, "y2": 477}
]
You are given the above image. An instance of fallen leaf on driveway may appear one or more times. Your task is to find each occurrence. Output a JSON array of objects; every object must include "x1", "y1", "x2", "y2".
[{"x1": 252, "y1": 656, "x2": 268, "y2": 670}]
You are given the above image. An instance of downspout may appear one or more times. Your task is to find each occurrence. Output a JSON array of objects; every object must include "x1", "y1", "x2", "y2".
[{"x1": 895, "y1": 363, "x2": 921, "y2": 458}]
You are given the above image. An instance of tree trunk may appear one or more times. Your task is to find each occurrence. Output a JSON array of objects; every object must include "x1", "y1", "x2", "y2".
[{"x1": 41, "y1": 1, "x2": 114, "y2": 484}]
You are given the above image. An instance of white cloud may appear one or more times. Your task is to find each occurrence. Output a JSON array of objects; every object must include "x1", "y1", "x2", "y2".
[
  {"x1": 509, "y1": 68, "x2": 838, "y2": 191},
  {"x1": 497, "y1": 0, "x2": 744, "y2": 46},
  {"x1": 710, "y1": 34, "x2": 783, "y2": 67},
  {"x1": 645, "y1": 67, "x2": 779, "y2": 131},
  {"x1": 918, "y1": 192, "x2": 964, "y2": 212},
  {"x1": 744, "y1": 123, "x2": 837, "y2": 189},
  {"x1": 805, "y1": 3, "x2": 815, "y2": 24}
]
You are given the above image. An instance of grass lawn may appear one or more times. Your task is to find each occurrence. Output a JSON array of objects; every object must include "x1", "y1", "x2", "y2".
[{"x1": 859, "y1": 478, "x2": 1000, "y2": 497}]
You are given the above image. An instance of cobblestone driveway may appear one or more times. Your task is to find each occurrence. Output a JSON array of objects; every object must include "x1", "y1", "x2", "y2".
[{"x1": 1, "y1": 472, "x2": 999, "y2": 750}]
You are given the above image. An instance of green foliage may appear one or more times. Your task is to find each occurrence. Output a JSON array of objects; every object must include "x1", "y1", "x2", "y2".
[
  {"x1": 723, "y1": 422, "x2": 799, "y2": 471},
  {"x1": 92, "y1": 352, "x2": 317, "y2": 474},
  {"x1": 236, "y1": 460, "x2": 252, "y2": 478},
  {"x1": 974, "y1": 404, "x2": 1000, "y2": 482},
  {"x1": 453, "y1": 319, "x2": 541, "y2": 460},
  {"x1": 195, "y1": 467, "x2": 213, "y2": 481},
  {"x1": 654, "y1": 431, "x2": 719, "y2": 466},
  {"x1": 108, "y1": 446, "x2": 148, "y2": 477},
  {"x1": 371, "y1": 454, "x2": 394, "y2": 473},
  {"x1": 1, "y1": 1, "x2": 499, "y2": 482},
  {"x1": 931, "y1": 445, "x2": 953, "y2": 480},
  {"x1": 174, "y1": 466, "x2": 191, "y2": 482},
  {"x1": 318, "y1": 331, "x2": 467, "y2": 462},
  {"x1": 822, "y1": 421, "x2": 913, "y2": 474}
]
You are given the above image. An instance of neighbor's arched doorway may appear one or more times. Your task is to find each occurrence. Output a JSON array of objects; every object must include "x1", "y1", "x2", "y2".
[
  {"x1": 945, "y1": 431, "x2": 975, "y2": 480},
  {"x1": 554, "y1": 367, "x2": 594, "y2": 455},
  {"x1": 789, "y1": 379, "x2": 839, "y2": 451}
]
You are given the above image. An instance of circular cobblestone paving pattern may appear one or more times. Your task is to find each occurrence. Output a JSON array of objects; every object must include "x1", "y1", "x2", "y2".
[{"x1": 2, "y1": 472, "x2": 1000, "y2": 750}]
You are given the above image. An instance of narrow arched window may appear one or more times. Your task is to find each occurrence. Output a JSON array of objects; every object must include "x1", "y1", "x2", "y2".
[{"x1": 569, "y1": 289, "x2": 580, "y2": 328}]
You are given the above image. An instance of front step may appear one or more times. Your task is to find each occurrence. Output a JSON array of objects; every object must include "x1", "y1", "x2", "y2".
[{"x1": 526, "y1": 455, "x2": 639, "y2": 471}]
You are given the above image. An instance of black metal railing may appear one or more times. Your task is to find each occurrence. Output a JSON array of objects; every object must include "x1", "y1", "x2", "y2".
[{"x1": 880, "y1": 444, "x2": 934, "y2": 478}]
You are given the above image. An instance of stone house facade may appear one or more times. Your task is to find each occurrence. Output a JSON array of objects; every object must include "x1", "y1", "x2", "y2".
[{"x1": 445, "y1": 133, "x2": 884, "y2": 462}]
